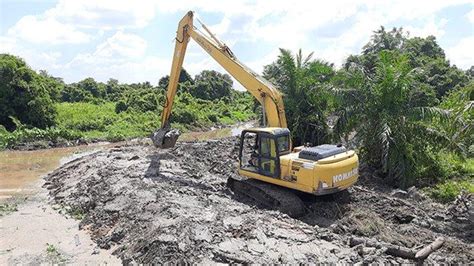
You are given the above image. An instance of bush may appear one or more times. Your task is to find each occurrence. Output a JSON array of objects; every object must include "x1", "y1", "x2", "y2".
[
  {"x1": 427, "y1": 179, "x2": 474, "y2": 202},
  {"x1": 0, "y1": 54, "x2": 57, "y2": 130},
  {"x1": 115, "y1": 101, "x2": 128, "y2": 113},
  {"x1": 0, "y1": 126, "x2": 83, "y2": 148}
]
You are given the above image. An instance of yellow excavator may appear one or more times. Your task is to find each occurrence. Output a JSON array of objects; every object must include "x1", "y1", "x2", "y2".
[{"x1": 152, "y1": 11, "x2": 359, "y2": 217}]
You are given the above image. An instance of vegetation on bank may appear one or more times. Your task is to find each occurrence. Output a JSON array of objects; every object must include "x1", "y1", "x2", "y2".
[
  {"x1": 0, "y1": 26, "x2": 472, "y2": 200},
  {"x1": 0, "y1": 53, "x2": 255, "y2": 148}
]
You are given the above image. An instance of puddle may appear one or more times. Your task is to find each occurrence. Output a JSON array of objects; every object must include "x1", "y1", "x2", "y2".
[
  {"x1": 0, "y1": 143, "x2": 111, "y2": 201},
  {"x1": 179, "y1": 121, "x2": 254, "y2": 142}
]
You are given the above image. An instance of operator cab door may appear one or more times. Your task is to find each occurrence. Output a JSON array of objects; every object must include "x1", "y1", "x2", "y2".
[{"x1": 239, "y1": 131, "x2": 281, "y2": 178}]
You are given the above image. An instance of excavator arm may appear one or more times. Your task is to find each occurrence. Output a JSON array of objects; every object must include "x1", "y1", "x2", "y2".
[{"x1": 152, "y1": 11, "x2": 288, "y2": 148}]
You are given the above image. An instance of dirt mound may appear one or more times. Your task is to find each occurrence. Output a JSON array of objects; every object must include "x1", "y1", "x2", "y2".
[{"x1": 44, "y1": 138, "x2": 473, "y2": 263}]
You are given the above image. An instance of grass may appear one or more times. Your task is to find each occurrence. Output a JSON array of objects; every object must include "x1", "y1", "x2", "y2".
[
  {"x1": 52, "y1": 204, "x2": 86, "y2": 220},
  {"x1": 426, "y1": 178, "x2": 474, "y2": 203},
  {"x1": 423, "y1": 156, "x2": 473, "y2": 202},
  {"x1": 0, "y1": 203, "x2": 18, "y2": 217},
  {"x1": 46, "y1": 243, "x2": 67, "y2": 263},
  {"x1": 0, "y1": 99, "x2": 255, "y2": 149}
]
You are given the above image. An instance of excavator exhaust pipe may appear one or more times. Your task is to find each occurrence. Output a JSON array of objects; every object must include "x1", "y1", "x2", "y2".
[{"x1": 151, "y1": 128, "x2": 180, "y2": 149}]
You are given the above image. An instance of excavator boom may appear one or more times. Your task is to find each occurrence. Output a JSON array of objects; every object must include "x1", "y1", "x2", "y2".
[{"x1": 152, "y1": 11, "x2": 287, "y2": 148}]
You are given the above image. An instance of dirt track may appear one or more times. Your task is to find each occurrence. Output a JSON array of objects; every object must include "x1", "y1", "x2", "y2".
[{"x1": 44, "y1": 138, "x2": 473, "y2": 263}]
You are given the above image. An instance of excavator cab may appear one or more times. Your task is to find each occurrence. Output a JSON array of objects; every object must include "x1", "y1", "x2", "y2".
[{"x1": 239, "y1": 128, "x2": 290, "y2": 178}]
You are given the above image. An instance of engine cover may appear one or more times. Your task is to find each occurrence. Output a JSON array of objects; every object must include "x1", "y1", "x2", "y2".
[{"x1": 298, "y1": 144, "x2": 347, "y2": 161}]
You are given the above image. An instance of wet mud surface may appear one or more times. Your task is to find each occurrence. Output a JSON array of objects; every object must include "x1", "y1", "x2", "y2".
[{"x1": 44, "y1": 138, "x2": 473, "y2": 263}]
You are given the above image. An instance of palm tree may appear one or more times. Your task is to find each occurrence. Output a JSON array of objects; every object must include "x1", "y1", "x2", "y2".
[
  {"x1": 334, "y1": 50, "x2": 464, "y2": 187},
  {"x1": 263, "y1": 49, "x2": 334, "y2": 146}
]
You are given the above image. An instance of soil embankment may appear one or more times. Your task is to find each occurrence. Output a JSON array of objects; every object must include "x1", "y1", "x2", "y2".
[
  {"x1": 44, "y1": 138, "x2": 473, "y2": 263},
  {"x1": 0, "y1": 149, "x2": 119, "y2": 264}
]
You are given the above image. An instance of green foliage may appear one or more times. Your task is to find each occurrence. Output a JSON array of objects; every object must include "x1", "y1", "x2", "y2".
[
  {"x1": 189, "y1": 70, "x2": 233, "y2": 100},
  {"x1": 0, "y1": 124, "x2": 82, "y2": 148},
  {"x1": 345, "y1": 27, "x2": 468, "y2": 99},
  {"x1": 115, "y1": 100, "x2": 128, "y2": 113},
  {"x1": 263, "y1": 49, "x2": 334, "y2": 146},
  {"x1": 158, "y1": 68, "x2": 194, "y2": 90},
  {"x1": 0, "y1": 54, "x2": 57, "y2": 130},
  {"x1": 427, "y1": 178, "x2": 474, "y2": 202},
  {"x1": 436, "y1": 83, "x2": 474, "y2": 155},
  {"x1": 335, "y1": 50, "x2": 466, "y2": 188},
  {"x1": 0, "y1": 203, "x2": 18, "y2": 216}
]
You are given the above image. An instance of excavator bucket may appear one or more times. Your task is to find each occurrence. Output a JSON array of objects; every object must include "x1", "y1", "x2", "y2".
[{"x1": 151, "y1": 128, "x2": 180, "y2": 149}]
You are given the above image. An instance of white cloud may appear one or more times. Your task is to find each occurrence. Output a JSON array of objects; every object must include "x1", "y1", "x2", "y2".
[
  {"x1": 0, "y1": 36, "x2": 63, "y2": 71},
  {"x1": 446, "y1": 36, "x2": 474, "y2": 69},
  {"x1": 45, "y1": 0, "x2": 156, "y2": 30},
  {"x1": 6, "y1": 0, "x2": 157, "y2": 45},
  {"x1": 95, "y1": 31, "x2": 147, "y2": 58},
  {"x1": 68, "y1": 32, "x2": 147, "y2": 66},
  {"x1": 62, "y1": 31, "x2": 160, "y2": 83},
  {"x1": 405, "y1": 17, "x2": 448, "y2": 38},
  {"x1": 467, "y1": 9, "x2": 474, "y2": 23},
  {"x1": 7, "y1": 15, "x2": 90, "y2": 44}
]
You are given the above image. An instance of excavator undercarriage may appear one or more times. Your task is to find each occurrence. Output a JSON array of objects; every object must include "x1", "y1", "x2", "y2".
[{"x1": 227, "y1": 177, "x2": 306, "y2": 218}]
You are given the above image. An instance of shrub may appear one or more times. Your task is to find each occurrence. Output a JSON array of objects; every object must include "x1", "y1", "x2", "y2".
[{"x1": 0, "y1": 54, "x2": 57, "y2": 130}]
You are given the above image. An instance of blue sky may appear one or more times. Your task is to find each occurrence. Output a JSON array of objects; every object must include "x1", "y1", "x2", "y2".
[{"x1": 1, "y1": 0, "x2": 473, "y2": 86}]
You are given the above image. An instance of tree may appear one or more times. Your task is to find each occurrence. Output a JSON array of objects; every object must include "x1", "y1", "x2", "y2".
[
  {"x1": 345, "y1": 27, "x2": 468, "y2": 99},
  {"x1": 106, "y1": 78, "x2": 124, "y2": 101},
  {"x1": 158, "y1": 68, "x2": 194, "y2": 90},
  {"x1": 263, "y1": 49, "x2": 335, "y2": 146},
  {"x1": 61, "y1": 84, "x2": 93, "y2": 102},
  {"x1": 0, "y1": 54, "x2": 56, "y2": 130},
  {"x1": 467, "y1": 66, "x2": 474, "y2": 79},
  {"x1": 334, "y1": 51, "x2": 463, "y2": 188},
  {"x1": 189, "y1": 70, "x2": 233, "y2": 100},
  {"x1": 38, "y1": 70, "x2": 65, "y2": 101},
  {"x1": 77, "y1": 77, "x2": 106, "y2": 98}
]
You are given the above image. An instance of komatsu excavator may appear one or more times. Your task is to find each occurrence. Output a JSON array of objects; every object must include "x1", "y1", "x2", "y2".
[{"x1": 152, "y1": 11, "x2": 358, "y2": 217}]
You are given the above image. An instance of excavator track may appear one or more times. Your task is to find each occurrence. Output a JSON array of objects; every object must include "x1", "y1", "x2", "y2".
[{"x1": 227, "y1": 177, "x2": 306, "y2": 218}]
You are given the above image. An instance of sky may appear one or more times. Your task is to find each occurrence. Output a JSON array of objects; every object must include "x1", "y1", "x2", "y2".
[{"x1": 1, "y1": 0, "x2": 473, "y2": 87}]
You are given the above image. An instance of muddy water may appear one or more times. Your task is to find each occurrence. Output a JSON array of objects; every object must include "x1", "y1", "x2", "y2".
[
  {"x1": 179, "y1": 121, "x2": 253, "y2": 142},
  {"x1": 0, "y1": 143, "x2": 111, "y2": 201},
  {"x1": 0, "y1": 122, "x2": 254, "y2": 201}
]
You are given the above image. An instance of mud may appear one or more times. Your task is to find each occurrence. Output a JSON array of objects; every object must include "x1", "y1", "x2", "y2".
[{"x1": 44, "y1": 138, "x2": 473, "y2": 264}]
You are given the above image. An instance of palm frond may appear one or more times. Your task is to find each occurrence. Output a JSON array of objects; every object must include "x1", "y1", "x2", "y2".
[
  {"x1": 408, "y1": 106, "x2": 451, "y2": 122},
  {"x1": 379, "y1": 123, "x2": 392, "y2": 172}
]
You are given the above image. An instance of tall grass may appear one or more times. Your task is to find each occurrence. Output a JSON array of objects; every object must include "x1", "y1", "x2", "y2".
[{"x1": 0, "y1": 100, "x2": 255, "y2": 149}]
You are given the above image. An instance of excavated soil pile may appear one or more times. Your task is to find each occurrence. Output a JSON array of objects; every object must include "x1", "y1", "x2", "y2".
[{"x1": 44, "y1": 138, "x2": 473, "y2": 263}]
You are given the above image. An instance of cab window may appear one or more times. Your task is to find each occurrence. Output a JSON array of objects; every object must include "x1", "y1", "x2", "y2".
[
  {"x1": 277, "y1": 135, "x2": 290, "y2": 154},
  {"x1": 259, "y1": 136, "x2": 278, "y2": 177}
]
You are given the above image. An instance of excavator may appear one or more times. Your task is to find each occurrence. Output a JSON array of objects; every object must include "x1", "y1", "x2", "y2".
[{"x1": 151, "y1": 11, "x2": 359, "y2": 217}]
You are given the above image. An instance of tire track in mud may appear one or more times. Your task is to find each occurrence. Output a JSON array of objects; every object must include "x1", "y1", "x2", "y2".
[{"x1": 44, "y1": 138, "x2": 473, "y2": 264}]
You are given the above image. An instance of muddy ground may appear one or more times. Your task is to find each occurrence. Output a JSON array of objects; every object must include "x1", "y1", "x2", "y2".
[{"x1": 44, "y1": 137, "x2": 473, "y2": 264}]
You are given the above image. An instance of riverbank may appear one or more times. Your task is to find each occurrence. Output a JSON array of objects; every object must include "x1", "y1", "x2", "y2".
[
  {"x1": 0, "y1": 149, "x2": 120, "y2": 264},
  {"x1": 1, "y1": 121, "x2": 256, "y2": 151}
]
